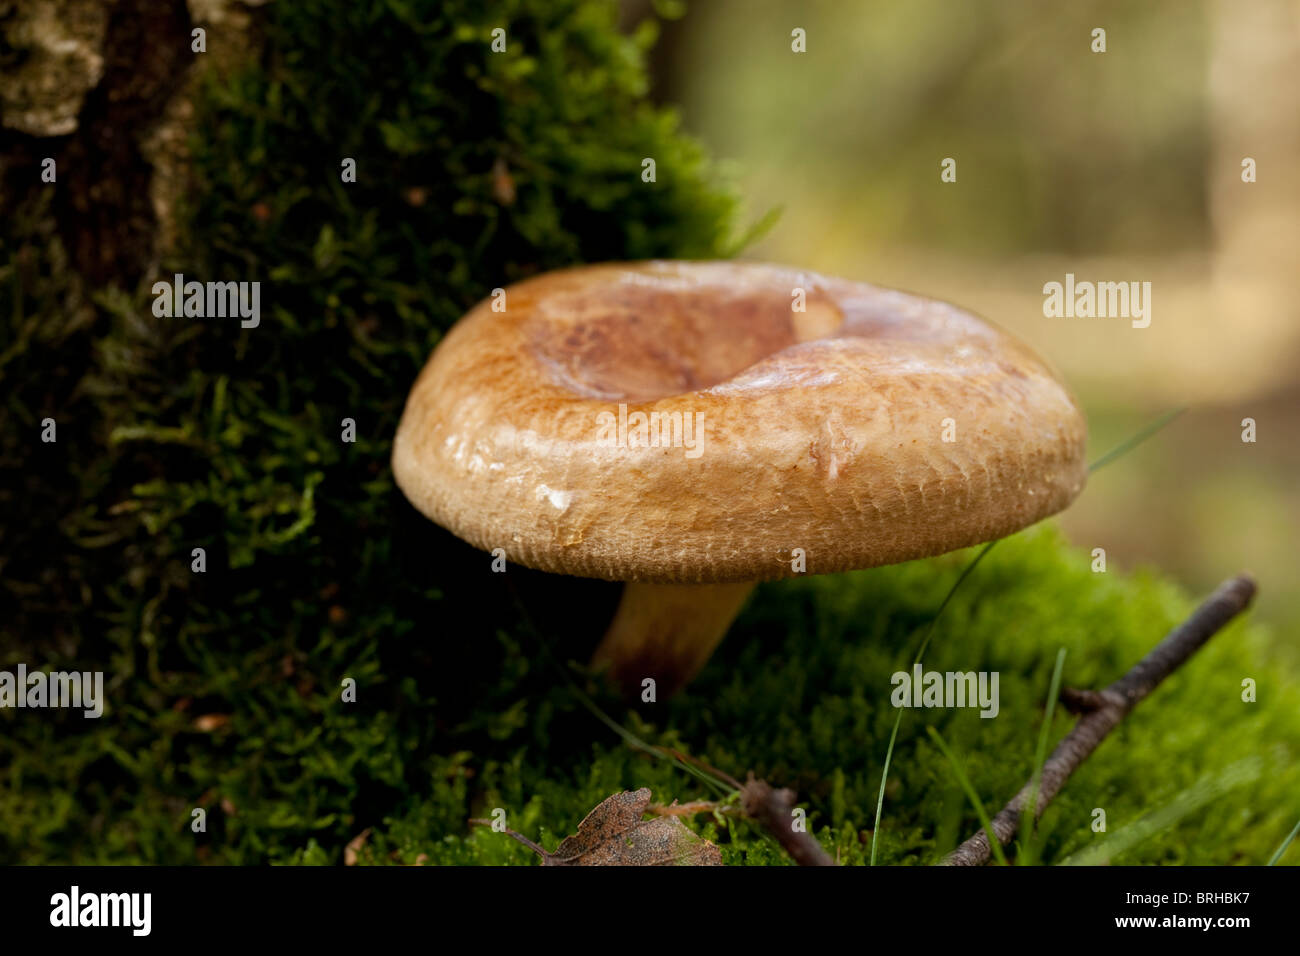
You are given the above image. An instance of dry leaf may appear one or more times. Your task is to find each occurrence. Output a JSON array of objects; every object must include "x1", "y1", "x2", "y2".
[
  {"x1": 545, "y1": 789, "x2": 722, "y2": 866},
  {"x1": 345, "y1": 828, "x2": 371, "y2": 866},
  {"x1": 471, "y1": 788, "x2": 722, "y2": 865}
]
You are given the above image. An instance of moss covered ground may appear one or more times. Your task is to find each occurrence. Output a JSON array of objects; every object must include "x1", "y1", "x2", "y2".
[
  {"x1": 1, "y1": 0, "x2": 1295, "y2": 865},
  {"x1": 334, "y1": 528, "x2": 1300, "y2": 866}
]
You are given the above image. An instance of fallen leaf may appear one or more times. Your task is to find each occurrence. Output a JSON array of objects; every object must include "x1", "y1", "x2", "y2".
[
  {"x1": 345, "y1": 828, "x2": 371, "y2": 866},
  {"x1": 472, "y1": 788, "x2": 723, "y2": 866}
]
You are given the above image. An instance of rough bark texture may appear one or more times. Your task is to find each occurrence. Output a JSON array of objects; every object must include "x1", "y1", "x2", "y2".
[{"x1": 0, "y1": 0, "x2": 263, "y2": 286}]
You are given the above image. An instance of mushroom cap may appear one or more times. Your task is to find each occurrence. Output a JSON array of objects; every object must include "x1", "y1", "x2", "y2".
[{"x1": 392, "y1": 261, "x2": 1087, "y2": 584}]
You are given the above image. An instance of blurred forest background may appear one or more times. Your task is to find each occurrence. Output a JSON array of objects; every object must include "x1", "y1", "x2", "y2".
[{"x1": 631, "y1": 0, "x2": 1300, "y2": 641}]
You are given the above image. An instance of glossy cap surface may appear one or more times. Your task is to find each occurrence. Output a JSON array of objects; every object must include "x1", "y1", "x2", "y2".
[{"x1": 392, "y1": 261, "x2": 1087, "y2": 583}]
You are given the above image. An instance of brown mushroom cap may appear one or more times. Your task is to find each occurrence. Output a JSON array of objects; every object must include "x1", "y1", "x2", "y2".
[{"x1": 392, "y1": 261, "x2": 1087, "y2": 584}]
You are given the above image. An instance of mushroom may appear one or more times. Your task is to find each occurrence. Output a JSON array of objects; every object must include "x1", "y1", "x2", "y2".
[{"x1": 392, "y1": 261, "x2": 1087, "y2": 696}]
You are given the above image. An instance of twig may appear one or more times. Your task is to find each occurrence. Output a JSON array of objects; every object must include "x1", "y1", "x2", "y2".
[
  {"x1": 740, "y1": 775, "x2": 837, "y2": 866},
  {"x1": 1058, "y1": 687, "x2": 1107, "y2": 714},
  {"x1": 468, "y1": 817, "x2": 549, "y2": 858},
  {"x1": 942, "y1": 574, "x2": 1257, "y2": 866},
  {"x1": 647, "y1": 800, "x2": 734, "y2": 818}
]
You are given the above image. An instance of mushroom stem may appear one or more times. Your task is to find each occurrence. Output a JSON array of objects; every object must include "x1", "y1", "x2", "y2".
[{"x1": 591, "y1": 581, "x2": 756, "y2": 698}]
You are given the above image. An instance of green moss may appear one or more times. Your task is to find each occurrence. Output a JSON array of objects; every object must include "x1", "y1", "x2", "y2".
[
  {"x1": 1, "y1": 0, "x2": 1296, "y2": 866},
  {"x1": 348, "y1": 527, "x2": 1299, "y2": 866}
]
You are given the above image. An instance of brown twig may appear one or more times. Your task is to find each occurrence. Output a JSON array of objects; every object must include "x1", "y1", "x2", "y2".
[
  {"x1": 740, "y1": 775, "x2": 837, "y2": 866},
  {"x1": 942, "y1": 574, "x2": 1257, "y2": 867},
  {"x1": 647, "y1": 800, "x2": 732, "y2": 817},
  {"x1": 1058, "y1": 687, "x2": 1107, "y2": 714},
  {"x1": 468, "y1": 817, "x2": 549, "y2": 857}
]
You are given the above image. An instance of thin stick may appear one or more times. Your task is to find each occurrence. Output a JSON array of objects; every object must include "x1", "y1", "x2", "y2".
[
  {"x1": 740, "y1": 776, "x2": 836, "y2": 866},
  {"x1": 468, "y1": 817, "x2": 549, "y2": 858},
  {"x1": 647, "y1": 800, "x2": 728, "y2": 818},
  {"x1": 942, "y1": 574, "x2": 1257, "y2": 866}
]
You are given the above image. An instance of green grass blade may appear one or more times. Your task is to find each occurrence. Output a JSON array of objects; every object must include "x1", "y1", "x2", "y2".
[
  {"x1": 927, "y1": 726, "x2": 1008, "y2": 866},
  {"x1": 1267, "y1": 817, "x2": 1300, "y2": 865},
  {"x1": 1017, "y1": 647, "x2": 1067, "y2": 865},
  {"x1": 1059, "y1": 757, "x2": 1261, "y2": 865},
  {"x1": 871, "y1": 541, "x2": 997, "y2": 865},
  {"x1": 869, "y1": 709, "x2": 904, "y2": 867},
  {"x1": 1088, "y1": 407, "x2": 1186, "y2": 473},
  {"x1": 911, "y1": 541, "x2": 998, "y2": 667}
]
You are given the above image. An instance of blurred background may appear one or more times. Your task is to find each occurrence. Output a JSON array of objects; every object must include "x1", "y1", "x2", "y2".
[{"x1": 628, "y1": 0, "x2": 1300, "y2": 641}]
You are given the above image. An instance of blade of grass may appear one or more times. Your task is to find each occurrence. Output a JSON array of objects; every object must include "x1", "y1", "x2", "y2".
[
  {"x1": 724, "y1": 204, "x2": 783, "y2": 257},
  {"x1": 1016, "y1": 647, "x2": 1067, "y2": 866},
  {"x1": 1088, "y1": 407, "x2": 1186, "y2": 473},
  {"x1": 869, "y1": 711, "x2": 904, "y2": 866},
  {"x1": 1059, "y1": 757, "x2": 1261, "y2": 865},
  {"x1": 1267, "y1": 817, "x2": 1300, "y2": 865},
  {"x1": 871, "y1": 540, "x2": 997, "y2": 865},
  {"x1": 911, "y1": 541, "x2": 999, "y2": 666},
  {"x1": 927, "y1": 726, "x2": 1008, "y2": 866}
]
